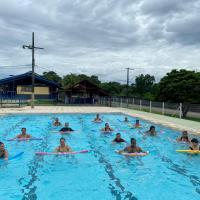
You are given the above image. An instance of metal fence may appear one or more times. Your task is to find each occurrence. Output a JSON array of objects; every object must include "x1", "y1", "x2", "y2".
[
  {"x1": 97, "y1": 96, "x2": 200, "y2": 120},
  {"x1": 0, "y1": 96, "x2": 28, "y2": 108}
]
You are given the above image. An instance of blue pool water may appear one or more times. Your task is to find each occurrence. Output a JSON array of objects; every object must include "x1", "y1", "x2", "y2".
[{"x1": 0, "y1": 113, "x2": 200, "y2": 200}]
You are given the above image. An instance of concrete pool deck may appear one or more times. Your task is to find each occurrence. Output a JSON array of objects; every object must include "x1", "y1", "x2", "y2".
[{"x1": 0, "y1": 106, "x2": 200, "y2": 135}]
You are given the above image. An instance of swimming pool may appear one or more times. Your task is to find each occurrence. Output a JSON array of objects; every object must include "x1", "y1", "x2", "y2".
[{"x1": 0, "y1": 113, "x2": 199, "y2": 200}]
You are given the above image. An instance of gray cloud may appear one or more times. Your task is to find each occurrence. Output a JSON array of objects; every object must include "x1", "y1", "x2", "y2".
[{"x1": 0, "y1": 0, "x2": 200, "y2": 82}]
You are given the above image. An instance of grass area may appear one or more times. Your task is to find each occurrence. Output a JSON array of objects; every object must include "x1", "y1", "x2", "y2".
[{"x1": 129, "y1": 106, "x2": 200, "y2": 122}]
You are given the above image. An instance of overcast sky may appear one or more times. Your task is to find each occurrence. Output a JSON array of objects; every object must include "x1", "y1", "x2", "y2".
[{"x1": 0, "y1": 0, "x2": 200, "y2": 83}]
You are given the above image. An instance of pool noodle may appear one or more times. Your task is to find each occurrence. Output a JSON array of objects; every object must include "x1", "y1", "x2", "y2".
[
  {"x1": 176, "y1": 150, "x2": 200, "y2": 154},
  {"x1": 6, "y1": 138, "x2": 43, "y2": 141},
  {"x1": 115, "y1": 150, "x2": 148, "y2": 157},
  {"x1": 35, "y1": 150, "x2": 89, "y2": 155}
]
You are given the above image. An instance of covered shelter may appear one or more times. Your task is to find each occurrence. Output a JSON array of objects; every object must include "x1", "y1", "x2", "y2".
[
  {"x1": 0, "y1": 71, "x2": 59, "y2": 100},
  {"x1": 59, "y1": 79, "x2": 110, "y2": 104}
]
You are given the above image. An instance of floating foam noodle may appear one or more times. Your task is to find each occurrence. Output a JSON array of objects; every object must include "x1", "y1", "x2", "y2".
[
  {"x1": 6, "y1": 138, "x2": 43, "y2": 141},
  {"x1": 35, "y1": 150, "x2": 89, "y2": 156},
  {"x1": 176, "y1": 150, "x2": 200, "y2": 154},
  {"x1": 0, "y1": 152, "x2": 24, "y2": 161},
  {"x1": 115, "y1": 150, "x2": 148, "y2": 157}
]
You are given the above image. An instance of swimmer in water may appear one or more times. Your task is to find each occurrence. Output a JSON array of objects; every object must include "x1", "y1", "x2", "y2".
[
  {"x1": 59, "y1": 123, "x2": 74, "y2": 133},
  {"x1": 145, "y1": 126, "x2": 157, "y2": 136},
  {"x1": 118, "y1": 138, "x2": 144, "y2": 154},
  {"x1": 112, "y1": 133, "x2": 127, "y2": 144},
  {"x1": 189, "y1": 138, "x2": 200, "y2": 150},
  {"x1": 55, "y1": 138, "x2": 72, "y2": 153},
  {"x1": 176, "y1": 131, "x2": 190, "y2": 143},
  {"x1": 16, "y1": 128, "x2": 31, "y2": 139},
  {"x1": 53, "y1": 118, "x2": 62, "y2": 126},
  {"x1": 133, "y1": 119, "x2": 142, "y2": 128},
  {"x1": 0, "y1": 142, "x2": 8, "y2": 160},
  {"x1": 101, "y1": 123, "x2": 114, "y2": 132},
  {"x1": 94, "y1": 114, "x2": 102, "y2": 122},
  {"x1": 124, "y1": 117, "x2": 129, "y2": 122}
]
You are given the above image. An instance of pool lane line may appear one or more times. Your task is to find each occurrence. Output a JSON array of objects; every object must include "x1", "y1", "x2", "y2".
[
  {"x1": 160, "y1": 154, "x2": 200, "y2": 195},
  {"x1": 19, "y1": 122, "x2": 50, "y2": 199},
  {"x1": 87, "y1": 136, "x2": 137, "y2": 200},
  {"x1": 81, "y1": 118, "x2": 137, "y2": 200}
]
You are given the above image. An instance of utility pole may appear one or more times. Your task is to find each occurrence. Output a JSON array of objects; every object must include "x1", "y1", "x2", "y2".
[
  {"x1": 125, "y1": 68, "x2": 134, "y2": 107},
  {"x1": 23, "y1": 32, "x2": 44, "y2": 109}
]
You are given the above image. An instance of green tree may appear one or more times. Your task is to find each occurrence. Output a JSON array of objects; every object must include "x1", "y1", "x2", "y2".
[
  {"x1": 42, "y1": 71, "x2": 62, "y2": 85},
  {"x1": 158, "y1": 69, "x2": 200, "y2": 118},
  {"x1": 62, "y1": 74, "x2": 79, "y2": 87},
  {"x1": 135, "y1": 74, "x2": 155, "y2": 97},
  {"x1": 101, "y1": 82, "x2": 124, "y2": 95}
]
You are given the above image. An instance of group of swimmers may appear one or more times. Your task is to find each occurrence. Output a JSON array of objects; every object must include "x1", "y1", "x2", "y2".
[{"x1": 0, "y1": 114, "x2": 199, "y2": 160}]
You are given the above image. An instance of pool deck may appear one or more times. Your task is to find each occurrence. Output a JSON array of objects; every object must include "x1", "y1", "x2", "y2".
[{"x1": 0, "y1": 106, "x2": 200, "y2": 135}]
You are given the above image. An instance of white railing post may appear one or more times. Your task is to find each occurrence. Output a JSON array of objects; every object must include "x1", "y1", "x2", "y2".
[
  {"x1": 120, "y1": 97, "x2": 122, "y2": 107},
  {"x1": 179, "y1": 103, "x2": 182, "y2": 119},
  {"x1": 162, "y1": 102, "x2": 165, "y2": 115},
  {"x1": 126, "y1": 98, "x2": 128, "y2": 108},
  {"x1": 140, "y1": 99, "x2": 142, "y2": 110},
  {"x1": 150, "y1": 101, "x2": 152, "y2": 112}
]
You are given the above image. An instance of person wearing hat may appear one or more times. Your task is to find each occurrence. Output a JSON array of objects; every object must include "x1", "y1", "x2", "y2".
[{"x1": 189, "y1": 138, "x2": 200, "y2": 150}]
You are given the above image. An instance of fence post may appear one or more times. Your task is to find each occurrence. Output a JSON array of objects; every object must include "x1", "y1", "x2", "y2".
[
  {"x1": 132, "y1": 97, "x2": 134, "y2": 105},
  {"x1": 120, "y1": 97, "x2": 122, "y2": 107},
  {"x1": 140, "y1": 99, "x2": 142, "y2": 111},
  {"x1": 162, "y1": 102, "x2": 165, "y2": 115},
  {"x1": 150, "y1": 101, "x2": 152, "y2": 112},
  {"x1": 126, "y1": 98, "x2": 129, "y2": 108},
  {"x1": 179, "y1": 103, "x2": 182, "y2": 119}
]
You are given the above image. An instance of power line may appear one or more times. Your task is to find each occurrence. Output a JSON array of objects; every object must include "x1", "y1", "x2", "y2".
[{"x1": 0, "y1": 64, "x2": 31, "y2": 69}]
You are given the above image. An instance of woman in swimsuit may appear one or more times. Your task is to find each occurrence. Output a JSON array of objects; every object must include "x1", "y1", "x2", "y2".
[
  {"x1": 101, "y1": 123, "x2": 114, "y2": 132},
  {"x1": 0, "y1": 142, "x2": 8, "y2": 160},
  {"x1": 145, "y1": 126, "x2": 157, "y2": 136},
  {"x1": 55, "y1": 138, "x2": 72, "y2": 153}
]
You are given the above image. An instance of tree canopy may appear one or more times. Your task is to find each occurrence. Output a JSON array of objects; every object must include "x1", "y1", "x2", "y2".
[
  {"x1": 42, "y1": 71, "x2": 62, "y2": 85},
  {"x1": 158, "y1": 69, "x2": 200, "y2": 103},
  {"x1": 41, "y1": 69, "x2": 200, "y2": 107}
]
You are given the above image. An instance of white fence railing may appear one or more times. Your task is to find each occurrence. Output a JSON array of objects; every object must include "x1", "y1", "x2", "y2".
[{"x1": 97, "y1": 96, "x2": 200, "y2": 119}]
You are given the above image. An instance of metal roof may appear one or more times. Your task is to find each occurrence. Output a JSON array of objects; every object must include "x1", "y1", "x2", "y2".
[{"x1": 0, "y1": 71, "x2": 59, "y2": 88}]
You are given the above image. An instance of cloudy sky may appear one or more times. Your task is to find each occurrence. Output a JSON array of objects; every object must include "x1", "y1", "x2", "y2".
[{"x1": 0, "y1": 0, "x2": 200, "y2": 83}]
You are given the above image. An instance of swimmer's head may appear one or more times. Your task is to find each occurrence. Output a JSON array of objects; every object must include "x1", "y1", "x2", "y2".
[
  {"x1": 130, "y1": 138, "x2": 136, "y2": 146},
  {"x1": 135, "y1": 119, "x2": 140, "y2": 124},
  {"x1": 60, "y1": 137, "x2": 66, "y2": 146},
  {"x1": 96, "y1": 114, "x2": 99, "y2": 117},
  {"x1": 105, "y1": 123, "x2": 109, "y2": 128},
  {"x1": 21, "y1": 128, "x2": 26, "y2": 134},
  {"x1": 55, "y1": 118, "x2": 59, "y2": 122},
  {"x1": 149, "y1": 126, "x2": 155, "y2": 132},
  {"x1": 191, "y1": 138, "x2": 199, "y2": 144},
  {"x1": 116, "y1": 133, "x2": 121, "y2": 139},
  {"x1": 182, "y1": 131, "x2": 188, "y2": 136},
  {"x1": 64, "y1": 123, "x2": 69, "y2": 127}
]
